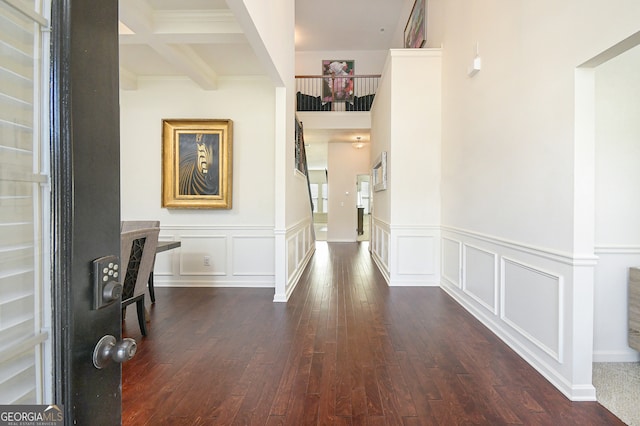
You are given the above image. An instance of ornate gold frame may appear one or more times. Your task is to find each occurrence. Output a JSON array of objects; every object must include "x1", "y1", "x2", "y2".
[{"x1": 162, "y1": 119, "x2": 233, "y2": 209}]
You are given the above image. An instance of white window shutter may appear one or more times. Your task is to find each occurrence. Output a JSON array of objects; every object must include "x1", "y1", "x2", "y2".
[{"x1": 0, "y1": 0, "x2": 49, "y2": 404}]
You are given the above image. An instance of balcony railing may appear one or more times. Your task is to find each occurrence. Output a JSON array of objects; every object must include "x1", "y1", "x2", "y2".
[{"x1": 295, "y1": 74, "x2": 380, "y2": 112}]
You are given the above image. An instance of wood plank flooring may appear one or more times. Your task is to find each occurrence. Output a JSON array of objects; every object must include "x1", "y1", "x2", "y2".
[{"x1": 122, "y1": 242, "x2": 623, "y2": 425}]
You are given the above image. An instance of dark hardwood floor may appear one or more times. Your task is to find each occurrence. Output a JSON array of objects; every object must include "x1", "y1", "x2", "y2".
[{"x1": 122, "y1": 242, "x2": 623, "y2": 425}]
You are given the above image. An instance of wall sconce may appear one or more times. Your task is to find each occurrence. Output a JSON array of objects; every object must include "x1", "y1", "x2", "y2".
[
  {"x1": 468, "y1": 42, "x2": 481, "y2": 77},
  {"x1": 352, "y1": 136, "x2": 365, "y2": 149}
]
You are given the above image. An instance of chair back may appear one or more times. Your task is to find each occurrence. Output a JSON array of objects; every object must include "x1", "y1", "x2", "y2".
[{"x1": 120, "y1": 227, "x2": 160, "y2": 301}]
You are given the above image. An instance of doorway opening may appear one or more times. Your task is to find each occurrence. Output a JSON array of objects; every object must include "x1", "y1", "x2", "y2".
[
  {"x1": 356, "y1": 174, "x2": 370, "y2": 241},
  {"x1": 309, "y1": 169, "x2": 328, "y2": 241},
  {"x1": 576, "y1": 31, "x2": 640, "y2": 425}
]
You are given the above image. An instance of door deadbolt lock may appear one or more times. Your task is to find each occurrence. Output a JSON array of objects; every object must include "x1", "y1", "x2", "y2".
[
  {"x1": 93, "y1": 335, "x2": 137, "y2": 369},
  {"x1": 103, "y1": 281, "x2": 122, "y2": 302},
  {"x1": 92, "y1": 255, "x2": 121, "y2": 310}
]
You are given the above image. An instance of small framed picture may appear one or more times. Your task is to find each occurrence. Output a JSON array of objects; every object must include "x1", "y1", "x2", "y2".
[
  {"x1": 404, "y1": 0, "x2": 427, "y2": 49},
  {"x1": 372, "y1": 151, "x2": 387, "y2": 192}
]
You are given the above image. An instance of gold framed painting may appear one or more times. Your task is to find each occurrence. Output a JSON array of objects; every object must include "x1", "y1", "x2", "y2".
[{"x1": 162, "y1": 119, "x2": 233, "y2": 209}]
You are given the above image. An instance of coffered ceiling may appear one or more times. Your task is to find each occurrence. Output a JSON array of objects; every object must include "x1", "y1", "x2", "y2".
[
  {"x1": 118, "y1": 0, "x2": 265, "y2": 90},
  {"x1": 118, "y1": 0, "x2": 412, "y2": 167},
  {"x1": 118, "y1": 0, "x2": 409, "y2": 87}
]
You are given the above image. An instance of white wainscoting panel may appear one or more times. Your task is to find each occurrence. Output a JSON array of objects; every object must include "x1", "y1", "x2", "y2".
[
  {"x1": 397, "y1": 236, "x2": 434, "y2": 275},
  {"x1": 297, "y1": 228, "x2": 306, "y2": 265},
  {"x1": 593, "y1": 247, "x2": 640, "y2": 362},
  {"x1": 370, "y1": 218, "x2": 390, "y2": 283},
  {"x1": 282, "y1": 218, "x2": 315, "y2": 301},
  {"x1": 155, "y1": 237, "x2": 179, "y2": 276},
  {"x1": 371, "y1": 220, "x2": 440, "y2": 286},
  {"x1": 388, "y1": 227, "x2": 440, "y2": 286},
  {"x1": 463, "y1": 244, "x2": 498, "y2": 314},
  {"x1": 180, "y1": 235, "x2": 227, "y2": 276},
  {"x1": 440, "y1": 227, "x2": 593, "y2": 401},
  {"x1": 501, "y1": 257, "x2": 563, "y2": 362},
  {"x1": 287, "y1": 236, "x2": 297, "y2": 277},
  {"x1": 442, "y1": 237, "x2": 461, "y2": 287},
  {"x1": 152, "y1": 225, "x2": 276, "y2": 288},
  {"x1": 232, "y1": 236, "x2": 275, "y2": 276}
]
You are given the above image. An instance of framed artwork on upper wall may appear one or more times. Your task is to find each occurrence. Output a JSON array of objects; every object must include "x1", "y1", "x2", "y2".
[
  {"x1": 404, "y1": 0, "x2": 426, "y2": 48},
  {"x1": 162, "y1": 119, "x2": 233, "y2": 209},
  {"x1": 321, "y1": 59, "x2": 355, "y2": 102},
  {"x1": 295, "y1": 117, "x2": 308, "y2": 176},
  {"x1": 372, "y1": 151, "x2": 387, "y2": 192}
]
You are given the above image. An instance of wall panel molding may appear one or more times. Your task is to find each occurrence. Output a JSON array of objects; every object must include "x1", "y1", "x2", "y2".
[
  {"x1": 232, "y1": 235, "x2": 275, "y2": 276},
  {"x1": 179, "y1": 235, "x2": 228, "y2": 276},
  {"x1": 440, "y1": 226, "x2": 589, "y2": 401},
  {"x1": 396, "y1": 236, "x2": 435, "y2": 275},
  {"x1": 371, "y1": 218, "x2": 391, "y2": 283},
  {"x1": 162, "y1": 224, "x2": 274, "y2": 231},
  {"x1": 501, "y1": 257, "x2": 564, "y2": 362},
  {"x1": 593, "y1": 250, "x2": 640, "y2": 362},
  {"x1": 152, "y1": 225, "x2": 276, "y2": 288},
  {"x1": 463, "y1": 243, "x2": 498, "y2": 314},
  {"x1": 155, "y1": 236, "x2": 179, "y2": 276},
  {"x1": 274, "y1": 217, "x2": 315, "y2": 302},
  {"x1": 389, "y1": 229, "x2": 440, "y2": 286},
  {"x1": 442, "y1": 237, "x2": 461, "y2": 288}
]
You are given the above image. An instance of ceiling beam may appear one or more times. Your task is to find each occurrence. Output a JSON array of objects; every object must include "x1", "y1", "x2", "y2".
[
  {"x1": 118, "y1": 0, "x2": 154, "y2": 35},
  {"x1": 119, "y1": 32, "x2": 247, "y2": 45},
  {"x1": 119, "y1": 1, "x2": 236, "y2": 90},
  {"x1": 153, "y1": 10, "x2": 242, "y2": 35},
  {"x1": 149, "y1": 43, "x2": 218, "y2": 90}
]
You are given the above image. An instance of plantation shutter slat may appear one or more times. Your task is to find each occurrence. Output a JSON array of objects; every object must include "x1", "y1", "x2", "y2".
[{"x1": 0, "y1": 0, "x2": 49, "y2": 404}]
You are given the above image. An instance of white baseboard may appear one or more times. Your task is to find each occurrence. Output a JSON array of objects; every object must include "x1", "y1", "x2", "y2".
[{"x1": 593, "y1": 350, "x2": 640, "y2": 363}]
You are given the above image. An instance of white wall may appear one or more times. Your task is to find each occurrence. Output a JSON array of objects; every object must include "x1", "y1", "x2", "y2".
[
  {"x1": 227, "y1": 0, "x2": 314, "y2": 301},
  {"x1": 438, "y1": 0, "x2": 640, "y2": 250},
  {"x1": 389, "y1": 50, "x2": 441, "y2": 227},
  {"x1": 327, "y1": 143, "x2": 370, "y2": 242},
  {"x1": 593, "y1": 44, "x2": 640, "y2": 361},
  {"x1": 370, "y1": 49, "x2": 442, "y2": 286},
  {"x1": 296, "y1": 50, "x2": 388, "y2": 76},
  {"x1": 369, "y1": 55, "x2": 392, "y2": 272},
  {"x1": 435, "y1": 0, "x2": 640, "y2": 401},
  {"x1": 120, "y1": 77, "x2": 277, "y2": 287}
]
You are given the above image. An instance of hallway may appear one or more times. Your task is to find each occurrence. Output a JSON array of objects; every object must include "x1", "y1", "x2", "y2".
[{"x1": 122, "y1": 242, "x2": 622, "y2": 425}]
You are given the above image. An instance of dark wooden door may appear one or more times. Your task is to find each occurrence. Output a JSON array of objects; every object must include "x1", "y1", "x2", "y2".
[{"x1": 50, "y1": 1, "x2": 124, "y2": 424}]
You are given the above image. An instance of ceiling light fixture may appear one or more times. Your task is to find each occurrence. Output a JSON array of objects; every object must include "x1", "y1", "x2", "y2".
[{"x1": 352, "y1": 136, "x2": 365, "y2": 149}]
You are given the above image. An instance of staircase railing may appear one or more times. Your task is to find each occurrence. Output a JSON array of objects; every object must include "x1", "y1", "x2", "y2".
[
  {"x1": 295, "y1": 74, "x2": 380, "y2": 112},
  {"x1": 295, "y1": 118, "x2": 316, "y2": 240}
]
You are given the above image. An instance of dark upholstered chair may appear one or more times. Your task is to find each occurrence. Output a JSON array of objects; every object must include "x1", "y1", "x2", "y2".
[
  {"x1": 121, "y1": 227, "x2": 159, "y2": 336},
  {"x1": 121, "y1": 220, "x2": 160, "y2": 301},
  {"x1": 345, "y1": 94, "x2": 376, "y2": 111},
  {"x1": 121, "y1": 220, "x2": 160, "y2": 232},
  {"x1": 296, "y1": 91, "x2": 332, "y2": 111}
]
